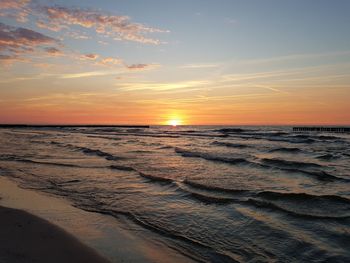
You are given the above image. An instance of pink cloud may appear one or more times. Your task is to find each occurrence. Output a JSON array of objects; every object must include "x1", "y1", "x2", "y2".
[
  {"x1": 98, "y1": 57, "x2": 123, "y2": 66},
  {"x1": 44, "y1": 47, "x2": 63, "y2": 56},
  {"x1": 126, "y1": 63, "x2": 159, "y2": 70},
  {"x1": 81, "y1": 53, "x2": 99, "y2": 60},
  {"x1": 0, "y1": 0, "x2": 30, "y2": 22},
  {"x1": 37, "y1": 5, "x2": 167, "y2": 44},
  {"x1": 0, "y1": 22, "x2": 59, "y2": 61},
  {"x1": 36, "y1": 20, "x2": 67, "y2": 32},
  {"x1": 0, "y1": 0, "x2": 30, "y2": 10}
]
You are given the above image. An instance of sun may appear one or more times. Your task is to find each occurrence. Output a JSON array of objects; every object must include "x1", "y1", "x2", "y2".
[{"x1": 167, "y1": 119, "x2": 181, "y2": 127}]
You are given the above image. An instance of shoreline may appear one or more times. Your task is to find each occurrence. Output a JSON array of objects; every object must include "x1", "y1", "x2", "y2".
[
  {"x1": 0, "y1": 205, "x2": 111, "y2": 263},
  {"x1": 0, "y1": 176, "x2": 194, "y2": 263}
]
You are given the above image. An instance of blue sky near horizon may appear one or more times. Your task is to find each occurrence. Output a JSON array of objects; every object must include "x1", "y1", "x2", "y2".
[{"x1": 0, "y1": 0, "x2": 349, "y2": 124}]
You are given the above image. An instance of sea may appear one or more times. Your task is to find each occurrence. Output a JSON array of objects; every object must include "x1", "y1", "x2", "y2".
[{"x1": 0, "y1": 126, "x2": 349, "y2": 262}]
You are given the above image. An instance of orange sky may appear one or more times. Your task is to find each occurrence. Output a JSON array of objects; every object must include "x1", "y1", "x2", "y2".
[{"x1": 1, "y1": 0, "x2": 350, "y2": 125}]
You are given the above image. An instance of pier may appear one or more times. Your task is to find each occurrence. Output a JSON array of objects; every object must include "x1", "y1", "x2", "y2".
[{"x1": 293, "y1": 127, "x2": 350, "y2": 133}]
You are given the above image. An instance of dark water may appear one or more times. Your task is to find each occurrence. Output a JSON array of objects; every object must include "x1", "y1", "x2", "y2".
[{"x1": 0, "y1": 126, "x2": 349, "y2": 262}]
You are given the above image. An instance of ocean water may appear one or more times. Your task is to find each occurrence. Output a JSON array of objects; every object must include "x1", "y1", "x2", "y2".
[{"x1": 0, "y1": 126, "x2": 349, "y2": 262}]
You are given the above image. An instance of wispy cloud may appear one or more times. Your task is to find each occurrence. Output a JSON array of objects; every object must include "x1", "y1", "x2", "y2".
[
  {"x1": 180, "y1": 63, "x2": 220, "y2": 69},
  {"x1": 60, "y1": 71, "x2": 116, "y2": 79},
  {"x1": 36, "y1": 5, "x2": 168, "y2": 44},
  {"x1": 126, "y1": 63, "x2": 160, "y2": 71},
  {"x1": 127, "y1": 63, "x2": 149, "y2": 70},
  {"x1": 0, "y1": 0, "x2": 30, "y2": 22},
  {"x1": 97, "y1": 57, "x2": 123, "y2": 67},
  {"x1": 116, "y1": 80, "x2": 208, "y2": 91},
  {"x1": 0, "y1": 1, "x2": 166, "y2": 68},
  {"x1": 0, "y1": 22, "x2": 60, "y2": 63},
  {"x1": 239, "y1": 50, "x2": 350, "y2": 66},
  {"x1": 81, "y1": 53, "x2": 99, "y2": 60},
  {"x1": 44, "y1": 47, "x2": 63, "y2": 56}
]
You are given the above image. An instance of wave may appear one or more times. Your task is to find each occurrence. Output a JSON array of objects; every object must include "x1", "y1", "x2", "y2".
[
  {"x1": 128, "y1": 150, "x2": 153, "y2": 153},
  {"x1": 269, "y1": 147, "x2": 302, "y2": 153},
  {"x1": 229, "y1": 134, "x2": 316, "y2": 144},
  {"x1": 87, "y1": 135, "x2": 122, "y2": 141},
  {"x1": 138, "y1": 172, "x2": 174, "y2": 183},
  {"x1": 292, "y1": 134, "x2": 311, "y2": 139},
  {"x1": 261, "y1": 158, "x2": 322, "y2": 168},
  {"x1": 157, "y1": 145, "x2": 173, "y2": 149},
  {"x1": 175, "y1": 148, "x2": 250, "y2": 165},
  {"x1": 248, "y1": 191, "x2": 350, "y2": 219},
  {"x1": 160, "y1": 131, "x2": 230, "y2": 139},
  {"x1": 216, "y1": 128, "x2": 246, "y2": 133},
  {"x1": 48, "y1": 179, "x2": 81, "y2": 186},
  {"x1": 141, "y1": 134, "x2": 181, "y2": 138},
  {"x1": 288, "y1": 134, "x2": 345, "y2": 143},
  {"x1": 248, "y1": 132, "x2": 289, "y2": 137},
  {"x1": 211, "y1": 141, "x2": 249, "y2": 148},
  {"x1": 80, "y1": 131, "x2": 181, "y2": 139},
  {"x1": 246, "y1": 198, "x2": 350, "y2": 219},
  {"x1": 78, "y1": 147, "x2": 123, "y2": 161},
  {"x1": 109, "y1": 165, "x2": 135, "y2": 171},
  {"x1": 269, "y1": 137, "x2": 315, "y2": 144},
  {"x1": 0, "y1": 155, "x2": 93, "y2": 168},
  {"x1": 187, "y1": 192, "x2": 235, "y2": 204},
  {"x1": 183, "y1": 181, "x2": 350, "y2": 218},
  {"x1": 106, "y1": 210, "x2": 238, "y2": 263},
  {"x1": 183, "y1": 179, "x2": 249, "y2": 194},
  {"x1": 258, "y1": 159, "x2": 344, "y2": 181},
  {"x1": 317, "y1": 135, "x2": 342, "y2": 140},
  {"x1": 256, "y1": 191, "x2": 350, "y2": 204},
  {"x1": 316, "y1": 154, "x2": 340, "y2": 160},
  {"x1": 287, "y1": 168, "x2": 345, "y2": 182},
  {"x1": 50, "y1": 142, "x2": 125, "y2": 161},
  {"x1": 71, "y1": 202, "x2": 237, "y2": 263}
]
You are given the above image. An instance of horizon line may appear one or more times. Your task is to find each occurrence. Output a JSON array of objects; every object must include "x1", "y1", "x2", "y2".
[{"x1": 0, "y1": 123, "x2": 350, "y2": 127}]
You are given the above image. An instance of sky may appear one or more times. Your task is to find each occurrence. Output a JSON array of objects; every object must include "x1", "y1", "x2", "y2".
[{"x1": 0, "y1": 0, "x2": 350, "y2": 125}]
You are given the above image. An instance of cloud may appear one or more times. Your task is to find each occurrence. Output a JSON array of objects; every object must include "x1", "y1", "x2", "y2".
[
  {"x1": 0, "y1": 22, "x2": 59, "y2": 62},
  {"x1": 81, "y1": 53, "x2": 99, "y2": 60},
  {"x1": 117, "y1": 80, "x2": 208, "y2": 91},
  {"x1": 37, "y1": 5, "x2": 168, "y2": 44},
  {"x1": 0, "y1": 2, "x2": 167, "y2": 68},
  {"x1": 0, "y1": 0, "x2": 30, "y2": 22},
  {"x1": 0, "y1": 0, "x2": 29, "y2": 10},
  {"x1": 0, "y1": 54, "x2": 14, "y2": 60},
  {"x1": 60, "y1": 71, "x2": 116, "y2": 79},
  {"x1": 127, "y1": 64, "x2": 149, "y2": 70},
  {"x1": 65, "y1": 30, "x2": 90, "y2": 40},
  {"x1": 97, "y1": 57, "x2": 123, "y2": 66},
  {"x1": 0, "y1": 53, "x2": 27, "y2": 65},
  {"x1": 239, "y1": 51, "x2": 350, "y2": 66},
  {"x1": 36, "y1": 19, "x2": 67, "y2": 32},
  {"x1": 180, "y1": 63, "x2": 219, "y2": 69},
  {"x1": 44, "y1": 47, "x2": 63, "y2": 56},
  {"x1": 126, "y1": 63, "x2": 161, "y2": 71}
]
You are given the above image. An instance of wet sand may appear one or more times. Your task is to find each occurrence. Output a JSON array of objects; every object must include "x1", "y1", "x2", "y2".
[
  {"x1": 0, "y1": 205, "x2": 111, "y2": 263},
  {"x1": 0, "y1": 176, "x2": 194, "y2": 263}
]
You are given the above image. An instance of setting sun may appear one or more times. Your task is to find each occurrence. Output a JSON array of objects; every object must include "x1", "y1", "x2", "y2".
[{"x1": 167, "y1": 119, "x2": 181, "y2": 126}]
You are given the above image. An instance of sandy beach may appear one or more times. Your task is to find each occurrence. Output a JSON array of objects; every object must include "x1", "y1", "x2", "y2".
[
  {"x1": 0, "y1": 205, "x2": 110, "y2": 263},
  {"x1": 0, "y1": 176, "x2": 194, "y2": 263}
]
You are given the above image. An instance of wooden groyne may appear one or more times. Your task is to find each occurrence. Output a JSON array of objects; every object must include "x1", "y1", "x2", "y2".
[
  {"x1": 0, "y1": 124, "x2": 150, "y2": 128},
  {"x1": 293, "y1": 127, "x2": 350, "y2": 133}
]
